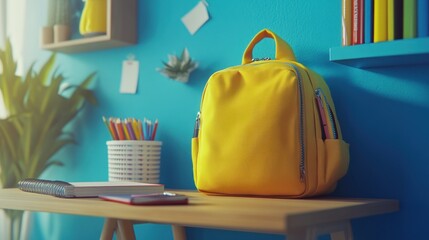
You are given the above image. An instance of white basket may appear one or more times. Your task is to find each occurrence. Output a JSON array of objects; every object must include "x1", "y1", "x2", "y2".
[{"x1": 107, "y1": 140, "x2": 162, "y2": 183}]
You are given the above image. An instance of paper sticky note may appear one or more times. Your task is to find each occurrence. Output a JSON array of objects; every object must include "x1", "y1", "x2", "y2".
[
  {"x1": 120, "y1": 60, "x2": 139, "y2": 94},
  {"x1": 181, "y1": 1, "x2": 210, "y2": 35}
]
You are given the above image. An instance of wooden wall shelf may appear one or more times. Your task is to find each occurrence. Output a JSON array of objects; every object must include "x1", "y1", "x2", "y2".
[
  {"x1": 41, "y1": 0, "x2": 137, "y2": 53},
  {"x1": 329, "y1": 37, "x2": 429, "y2": 69}
]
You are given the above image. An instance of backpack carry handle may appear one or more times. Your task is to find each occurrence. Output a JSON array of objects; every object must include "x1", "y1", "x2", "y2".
[{"x1": 242, "y1": 29, "x2": 296, "y2": 64}]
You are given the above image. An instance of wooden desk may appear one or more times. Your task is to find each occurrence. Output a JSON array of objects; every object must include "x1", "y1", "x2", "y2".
[{"x1": 0, "y1": 189, "x2": 398, "y2": 240}]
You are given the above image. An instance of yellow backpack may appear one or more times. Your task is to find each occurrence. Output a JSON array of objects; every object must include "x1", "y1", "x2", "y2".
[{"x1": 192, "y1": 29, "x2": 349, "y2": 197}]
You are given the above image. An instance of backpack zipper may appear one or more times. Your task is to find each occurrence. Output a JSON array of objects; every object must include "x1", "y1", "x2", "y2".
[
  {"x1": 315, "y1": 88, "x2": 329, "y2": 139},
  {"x1": 325, "y1": 98, "x2": 338, "y2": 139},
  {"x1": 246, "y1": 61, "x2": 306, "y2": 183},
  {"x1": 284, "y1": 63, "x2": 306, "y2": 183},
  {"x1": 315, "y1": 88, "x2": 337, "y2": 139},
  {"x1": 251, "y1": 57, "x2": 272, "y2": 62}
]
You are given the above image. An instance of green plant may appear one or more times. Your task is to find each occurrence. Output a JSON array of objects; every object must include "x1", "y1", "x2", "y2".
[
  {"x1": 0, "y1": 39, "x2": 97, "y2": 188},
  {"x1": 0, "y1": 39, "x2": 97, "y2": 239}
]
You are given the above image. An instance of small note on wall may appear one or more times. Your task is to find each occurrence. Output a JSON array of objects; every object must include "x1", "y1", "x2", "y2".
[
  {"x1": 120, "y1": 60, "x2": 139, "y2": 94},
  {"x1": 181, "y1": 1, "x2": 210, "y2": 35}
]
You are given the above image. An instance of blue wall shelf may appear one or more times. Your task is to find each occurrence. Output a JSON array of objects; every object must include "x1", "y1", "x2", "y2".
[{"x1": 329, "y1": 37, "x2": 429, "y2": 69}]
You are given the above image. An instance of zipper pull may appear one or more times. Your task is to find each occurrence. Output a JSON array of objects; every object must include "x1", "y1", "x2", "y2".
[
  {"x1": 315, "y1": 88, "x2": 338, "y2": 139},
  {"x1": 193, "y1": 112, "x2": 200, "y2": 138},
  {"x1": 315, "y1": 89, "x2": 330, "y2": 139},
  {"x1": 300, "y1": 165, "x2": 306, "y2": 183}
]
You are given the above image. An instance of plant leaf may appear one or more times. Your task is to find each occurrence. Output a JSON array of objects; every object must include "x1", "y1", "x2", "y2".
[{"x1": 38, "y1": 53, "x2": 56, "y2": 85}]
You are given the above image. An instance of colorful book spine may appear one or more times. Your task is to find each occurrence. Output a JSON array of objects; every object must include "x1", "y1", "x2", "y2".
[
  {"x1": 342, "y1": 0, "x2": 353, "y2": 45},
  {"x1": 387, "y1": 0, "x2": 395, "y2": 40},
  {"x1": 403, "y1": 0, "x2": 417, "y2": 38},
  {"x1": 352, "y1": 0, "x2": 364, "y2": 44},
  {"x1": 417, "y1": 0, "x2": 429, "y2": 37},
  {"x1": 374, "y1": 0, "x2": 388, "y2": 42},
  {"x1": 364, "y1": 0, "x2": 374, "y2": 43},
  {"x1": 394, "y1": 0, "x2": 403, "y2": 39}
]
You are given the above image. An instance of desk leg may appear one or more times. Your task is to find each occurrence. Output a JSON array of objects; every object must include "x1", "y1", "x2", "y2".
[
  {"x1": 100, "y1": 218, "x2": 117, "y2": 240},
  {"x1": 329, "y1": 221, "x2": 353, "y2": 240},
  {"x1": 117, "y1": 220, "x2": 136, "y2": 240},
  {"x1": 287, "y1": 220, "x2": 353, "y2": 240},
  {"x1": 286, "y1": 229, "x2": 307, "y2": 240},
  {"x1": 172, "y1": 225, "x2": 187, "y2": 240}
]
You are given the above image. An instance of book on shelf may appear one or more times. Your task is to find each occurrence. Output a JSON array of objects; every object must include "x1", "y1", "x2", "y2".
[
  {"x1": 374, "y1": 0, "x2": 388, "y2": 42},
  {"x1": 387, "y1": 0, "x2": 395, "y2": 40},
  {"x1": 387, "y1": 0, "x2": 404, "y2": 40},
  {"x1": 394, "y1": 0, "x2": 403, "y2": 39},
  {"x1": 364, "y1": 0, "x2": 374, "y2": 43},
  {"x1": 403, "y1": 0, "x2": 417, "y2": 38},
  {"x1": 352, "y1": 0, "x2": 364, "y2": 44},
  {"x1": 342, "y1": 0, "x2": 353, "y2": 46},
  {"x1": 417, "y1": 0, "x2": 429, "y2": 37},
  {"x1": 17, "y1": 178, "x2": 164, "y2": 198}
]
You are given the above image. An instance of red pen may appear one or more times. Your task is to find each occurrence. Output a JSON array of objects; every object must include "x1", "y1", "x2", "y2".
[
  {"x1": 151, "y1": 119, "x2": 158, "y2": 140},
  {"x1": 115, "y1": 118, "x2": 125, "y2": 140},
  {"x1": 109, "y1": 118, "x2": 119, "y2": 140}
]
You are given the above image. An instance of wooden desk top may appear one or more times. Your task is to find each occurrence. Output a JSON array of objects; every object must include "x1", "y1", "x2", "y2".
[{"x1": 0, "y1": 189, "x2": 398, "y2": 234}]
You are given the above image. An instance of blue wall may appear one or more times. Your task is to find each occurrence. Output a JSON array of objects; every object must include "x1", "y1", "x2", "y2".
[{"x1": 23, "y1": 0, "x2": 429, "y2": 239}]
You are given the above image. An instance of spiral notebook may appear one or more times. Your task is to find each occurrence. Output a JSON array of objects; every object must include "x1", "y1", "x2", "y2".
[{"x1": 18, "y1": 178, "x2": 164, "y2": 198}]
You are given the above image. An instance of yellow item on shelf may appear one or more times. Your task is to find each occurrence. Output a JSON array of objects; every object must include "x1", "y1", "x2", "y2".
[
  {"x1": 374, "y1": 0, "x2": 388, "y2": 42},
  {"x1": 80, "y1": 0, "x2": 107, "y2": 36}
]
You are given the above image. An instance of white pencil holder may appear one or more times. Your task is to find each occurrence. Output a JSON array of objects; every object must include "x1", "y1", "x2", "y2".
[{"x1": 107, "y1": 140, "x2": 162, "y2": 183}]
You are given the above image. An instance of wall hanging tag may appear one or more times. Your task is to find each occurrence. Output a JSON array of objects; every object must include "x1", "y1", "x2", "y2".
[{"x1": 120, "y1": 54, "x2": 139, "y2": 94}]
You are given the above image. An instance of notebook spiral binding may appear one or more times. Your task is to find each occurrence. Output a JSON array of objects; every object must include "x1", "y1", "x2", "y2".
[{"x1": 18, "y1": 178, "x2": 72, "y2": 198}]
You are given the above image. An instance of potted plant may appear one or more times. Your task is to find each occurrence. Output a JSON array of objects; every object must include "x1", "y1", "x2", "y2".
[
  {"x1": 0, "y1": 39, "x2": 97, "y2": 239},
  {"x1": 40, "y1": 0, "x2": 57, "y2": 44},
  {"x1": 53, "y1": 0, "x2": 72, "y2": 42}
]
